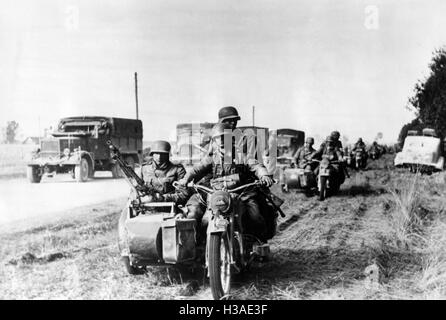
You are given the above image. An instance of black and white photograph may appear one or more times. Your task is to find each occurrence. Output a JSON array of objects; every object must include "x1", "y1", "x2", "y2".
[{"x1": 1, "y1": 0, "x2": 446, "y2": 303}]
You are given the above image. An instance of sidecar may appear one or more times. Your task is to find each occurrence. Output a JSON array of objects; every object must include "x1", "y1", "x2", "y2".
[
  {"x1": 118, "y1": 200, "x2": 197, "y2": 274},
  {"x1": 280, "y1": 166, "x2": 316, "y2": 193}
]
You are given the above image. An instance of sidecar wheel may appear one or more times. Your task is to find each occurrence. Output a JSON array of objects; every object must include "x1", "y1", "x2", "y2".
[
  {"x1": 122, "y1": 256, "x2": 145, "y2": 275},
  {"x1": 209, "y1": 233, "x2": 231, "y2": 300},
  {"x1": 319, "y1": 176, "x2": 327, "y2": 201}
]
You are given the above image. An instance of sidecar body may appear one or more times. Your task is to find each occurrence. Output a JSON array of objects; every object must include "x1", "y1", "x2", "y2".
[{"x1": 118, "y1": 201, "x2": 197, "y2": 269}]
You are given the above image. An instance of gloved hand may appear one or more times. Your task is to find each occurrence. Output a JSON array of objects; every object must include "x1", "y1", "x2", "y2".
[
  {"x1": 177, "y1": 178, "x2": 188, "y2": 187},
  {"x1": 135, "y1": 184, "x2": 148, "y2": 193},
  {"x1": 174, "y1": 213, "x2": 185, "y2": 220},
  {"x1": 133, "y1": 194, "x2": 153, "y2": 205},
  {"x1": 260, "y1": 175, "x2": 274, "y2": 187},
  {"x1": 153, "y1": 193, "x2": 165, "y2": 202}
]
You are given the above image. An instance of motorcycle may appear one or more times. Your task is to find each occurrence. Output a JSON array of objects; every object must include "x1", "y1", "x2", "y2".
[
  {"x1": 317, "y1": 156, "x2": 344, "y2": 201},
  {"x1": 180, "y1": 176, "x2": 284, "y2": 300},
  {"x1": 345, "y1": 152, "x2": 353, "y2": 167},
  {"x1": 353, "y1": 148, "x2": 367, "y2": 170},
  {"x1": 368, "y1": 147, "x2": 380, "y2": 160},
  {"x1": 112, "y1": 140, "x2": 285, "y2": 299}
]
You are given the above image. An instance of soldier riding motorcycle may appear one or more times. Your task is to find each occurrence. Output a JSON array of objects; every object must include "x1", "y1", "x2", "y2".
[
  {"x1": 352, "y1": 138, "x2": 367, "y2": 170},
  {"x1": 177, "y1": 123, "x2": 284, "y2": 299},
  {"x1": 311, "y1": 136, "x2": 347, "y2": 201},
  {"x1": 368, "y1": 141, "x2": 381, "y2": 160}
]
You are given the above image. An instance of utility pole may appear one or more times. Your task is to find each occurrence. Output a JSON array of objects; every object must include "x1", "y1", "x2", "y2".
[
  {"x1": 252, "y1": 105, "x2": 255, "y2": 126},
  {"x1": 134, "y1": 72, "x2": 139, "y2": 120},
  {"x1": 38, "y1": 116, "x2": 41, "y2": 143}
]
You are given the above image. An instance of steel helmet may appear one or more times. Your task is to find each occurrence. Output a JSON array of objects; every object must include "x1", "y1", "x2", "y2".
[
  {"x1": 150, "y1": 140, "x2": 171, "y2": 155},
  {"x1": 218, "y1": 106, "x2": 241, "y2": 122},
  {"x1": 330, "y1": 131, "x2": 340, "y2": 140},
  {"x1": 305, "y1": 137, "x2": 314, "y2": 144},
  {"x1": 211, "y1": 123, "x2": 233, "y2": 139}
]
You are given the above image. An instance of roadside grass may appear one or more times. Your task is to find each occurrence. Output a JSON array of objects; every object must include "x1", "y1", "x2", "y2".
[
  {"x1": 418, "y1": 219, "x2": 446, "y2": 299},
  {"x1": 387, "y1": 173, "x2": 424, "y2": 246}
]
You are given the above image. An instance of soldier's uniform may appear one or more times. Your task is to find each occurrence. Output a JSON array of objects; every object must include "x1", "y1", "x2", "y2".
[
  {"x1": 315, "y1": 140, "x2": 343, "y2": 156},
  {"x1": 140, "y1": 159, "x2": 190, "y2": 205},
  {"x1": 352, "y1": 140, "x2": 366, "y2": 152},
  {"x1": 184, "y1": 123, "x2": 274, "y2": 243},
  {"x1": 294, "y1": 145, "x2": 316, "y2": 169},
  {"x1": 311, "y1": 137, "x2": 345, "y2": 183}
]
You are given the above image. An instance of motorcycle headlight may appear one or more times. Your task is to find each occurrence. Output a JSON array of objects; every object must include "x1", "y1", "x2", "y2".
[
  {"x1": 210, "y1": 191, "x2": 231, "y2": 213},
  {"x1": 63, "y1": 148, "x2": 70, "y2": 157},
  {"x1": 321, "y1": 158, "x2": 330, "y2": 167}
]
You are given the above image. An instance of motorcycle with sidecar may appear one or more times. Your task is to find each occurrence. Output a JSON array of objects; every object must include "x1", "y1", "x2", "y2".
[{"x1": 117, "y1": 172, "x2": 284, "y2": 300}]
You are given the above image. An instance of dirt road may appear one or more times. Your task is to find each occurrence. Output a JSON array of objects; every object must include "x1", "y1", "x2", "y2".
[
  {"x1": 0, "y1": 172, "x2": 129, "y2": 226},
  {"x1": 1, "y1": 154, "x2": 445, "y2": 299}
]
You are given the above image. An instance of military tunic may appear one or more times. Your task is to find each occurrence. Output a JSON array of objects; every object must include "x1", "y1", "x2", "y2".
[{"x1": 140, "y1": 160, "x2": 189, "y2": 205}]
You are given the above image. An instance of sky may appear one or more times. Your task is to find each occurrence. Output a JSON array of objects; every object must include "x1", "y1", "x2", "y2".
[{"x1": 1, "y1": 0, "x2": 446, "y2": 145}]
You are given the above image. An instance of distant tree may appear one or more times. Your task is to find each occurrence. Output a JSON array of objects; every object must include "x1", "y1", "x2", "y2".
[
  {"x1": 5, "y1": 121, "x2": 19, "y2": 144},
  {"x1": 400, "y1": 47, "x2": 446, "y2": 142}
]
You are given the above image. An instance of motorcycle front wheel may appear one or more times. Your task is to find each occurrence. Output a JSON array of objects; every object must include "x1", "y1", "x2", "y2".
[
  {"x1": 319, "y1": 176, "x2": 327, "y2": 201},
  {"x1": 209, "y1": 233, "x2": 231, "y2": 300}
]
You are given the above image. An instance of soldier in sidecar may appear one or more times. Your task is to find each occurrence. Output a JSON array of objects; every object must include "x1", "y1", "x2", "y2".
[
  {"x1": 116, "y1": 140, "x2": 195, "y2": 275},
  {"x1": 280, "y1": 137, "x2": 318, "y2": 194}
]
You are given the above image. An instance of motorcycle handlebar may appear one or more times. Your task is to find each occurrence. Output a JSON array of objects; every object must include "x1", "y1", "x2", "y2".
[{"x1": 173, "y1": 179, "x2": 276, "y2": 194}]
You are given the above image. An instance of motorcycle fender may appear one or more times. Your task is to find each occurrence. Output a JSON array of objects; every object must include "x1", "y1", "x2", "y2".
[{"x1": 205, "y1": 223, "x2": 228, "y2": 275}]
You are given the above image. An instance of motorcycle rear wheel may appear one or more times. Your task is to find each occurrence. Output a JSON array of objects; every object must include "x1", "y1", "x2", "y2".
[{"x1": 209, "y1": 233, "x2": 231, "y2": 300}]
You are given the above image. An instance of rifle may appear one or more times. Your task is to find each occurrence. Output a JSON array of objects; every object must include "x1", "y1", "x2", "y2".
[
  {"x1": 107, "y1": 140, "x2": 156, "y2": 198},
  {"x1": 257, "y1": 187, "x2": 286, "y2": 218}
]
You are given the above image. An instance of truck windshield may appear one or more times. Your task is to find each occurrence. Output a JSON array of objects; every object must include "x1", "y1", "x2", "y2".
[{"x1": 58, "y1": 121, "x2": 102, "y2": 133}]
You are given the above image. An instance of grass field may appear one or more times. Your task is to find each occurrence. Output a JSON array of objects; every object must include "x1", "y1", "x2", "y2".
[{"x1": 0, "y1": 154, "x2": 445, "y2": 299}]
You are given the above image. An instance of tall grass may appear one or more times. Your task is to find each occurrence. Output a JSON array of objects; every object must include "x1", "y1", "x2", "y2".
[
  {"x1": 419, "y1": 220, "x2": 446, "y2": 299},
  {"x1": 387, "y1": 173, "x2": 423, "y2": 246}
]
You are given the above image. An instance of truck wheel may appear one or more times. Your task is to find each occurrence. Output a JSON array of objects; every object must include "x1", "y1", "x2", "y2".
[
  {"x1": 74, "y1": 158, "x2": 89, "y2": 182},
  {"x1": 27, "y1": 166, "x2": 42, "y2": 183},
  {"x1": 88, "y1": 166, "x2": 95, "y2": 179}
]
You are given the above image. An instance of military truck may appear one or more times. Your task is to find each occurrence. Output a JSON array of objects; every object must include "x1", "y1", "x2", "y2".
[
  {"x1": 276, "y1": 128, "x2": 305, "y2": 165},
  {"x1": 27, "y1": 116, "x2": 143, "y2": 183},
  {"x1": 172, "y1": 122, "x2": 215, "y2": 170}
]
